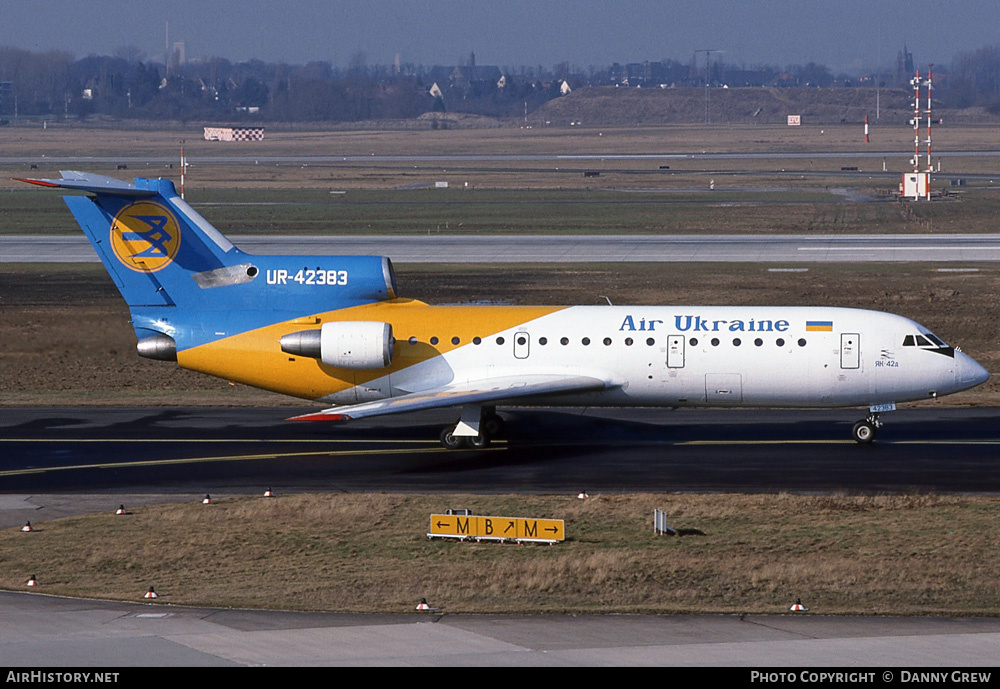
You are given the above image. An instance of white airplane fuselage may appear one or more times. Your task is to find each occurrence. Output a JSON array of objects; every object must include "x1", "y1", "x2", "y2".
[{"x1": 319, "y1": 305, "x2": 987, "y2": 410}]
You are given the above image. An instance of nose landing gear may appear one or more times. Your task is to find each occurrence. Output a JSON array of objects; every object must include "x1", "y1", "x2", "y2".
[{"x1": 851, "y1": 412, "x2": 883, "y2": 444}]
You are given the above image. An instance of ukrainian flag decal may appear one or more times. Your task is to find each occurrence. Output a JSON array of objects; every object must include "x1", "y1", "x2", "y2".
[{"x1": 806, "y1": 320, "x2": 833, "y2": 332}]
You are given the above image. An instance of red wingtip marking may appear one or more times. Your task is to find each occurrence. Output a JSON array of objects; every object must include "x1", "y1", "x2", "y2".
[
  {"x1": 15, "y1": 178, "x2": 60, "y2": 187},
  {"x1": 288, "y1": 413, "x2": 350, "y2": 422}
]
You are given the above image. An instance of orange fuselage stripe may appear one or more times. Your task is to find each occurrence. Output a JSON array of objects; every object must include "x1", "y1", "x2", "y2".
[{"x1": 177, "y1": 300, "x2": 565, "y2": 399}]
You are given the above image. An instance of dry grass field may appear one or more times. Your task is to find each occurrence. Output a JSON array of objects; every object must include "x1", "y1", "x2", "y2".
[
  {"x1": 4, "y1": 121, "x2": 1000, "y2": 190},
  {"x1": 3, "y1": 492, "x2": 999, "y2": 615},
  {"x1": 5, "y1": 122, "x2": 1000, "y2": 241}
]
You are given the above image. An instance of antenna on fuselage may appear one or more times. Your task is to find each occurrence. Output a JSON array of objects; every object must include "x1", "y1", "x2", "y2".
[{"x1": 599, "y1": 296, "x2": 613, "y2": 306}]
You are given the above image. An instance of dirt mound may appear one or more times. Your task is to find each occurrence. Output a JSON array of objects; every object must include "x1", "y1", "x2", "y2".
[{"x1": 532, "y1": 86, "x2": 997, "y2": 127}]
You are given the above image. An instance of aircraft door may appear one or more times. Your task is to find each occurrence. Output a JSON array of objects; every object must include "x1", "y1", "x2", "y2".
[
  {"x1": 513, "y1": 331, "x2": 530, "y2": 359},
  {"x1": 667, "y1": 335, "x2": 685, "y2": 368},
  {"x1": 841, "y1": 333, "x2": 860, "y2": 369}
]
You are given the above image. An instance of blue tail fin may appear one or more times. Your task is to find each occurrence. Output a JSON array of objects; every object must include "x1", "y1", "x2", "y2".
[
  {"x1": 22, "y1": 171, "x2": 240, "y2": 308},
  {"x1": 21, "y1": 172, "x2": 398, "y2": 353}
]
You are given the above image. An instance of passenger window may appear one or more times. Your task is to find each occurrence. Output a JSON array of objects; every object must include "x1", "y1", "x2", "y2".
[{"x1": 603, "y1": 337, "x2": 612, "y2": 346}]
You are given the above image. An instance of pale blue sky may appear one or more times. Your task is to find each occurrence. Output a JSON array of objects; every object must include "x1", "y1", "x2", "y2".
[{"x1": 1, "y1": 1, "x2": 996, "y2": 71}]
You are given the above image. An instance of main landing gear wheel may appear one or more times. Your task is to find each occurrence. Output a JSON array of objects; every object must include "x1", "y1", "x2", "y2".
[
  {"x1": 851, "y1": 413, "x2": 882, "y2": 444},
  {"x1": 468, "y1": 434, "x2": 491, "y2": 449},
  {"x1": 439, "y1": 417, "x2": 500, "y2": 450},
  {"x1": 482, "y1": 414, "x2": 505, "y2": 439},
  {"x1": 440, "y1": 426, "x2": 465, "y2": 450}
]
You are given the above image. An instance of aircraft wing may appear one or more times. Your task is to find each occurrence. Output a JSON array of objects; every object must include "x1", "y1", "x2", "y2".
[{"x1": 288, "y1": 373, "x2": 614, "y2": 421}]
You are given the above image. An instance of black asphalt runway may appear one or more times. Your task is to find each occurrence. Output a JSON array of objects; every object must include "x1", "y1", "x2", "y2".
[{"x1": 3, "y1": 406, "x2": 999, "y2": 494}]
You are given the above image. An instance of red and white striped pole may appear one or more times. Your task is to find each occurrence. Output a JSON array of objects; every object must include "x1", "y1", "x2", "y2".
[
  {"x1": 926, "y1": 64, "x2": 933, "y2": 200},
  {"x1": 913, "y1": 70, "x2": 920, "y2": 174},
  {"x1": 864, "y1": 114, "x2": 869, "y2": 144},
  {"x1": 180, "y1": 141, "x2": 186, "y2": 199}
]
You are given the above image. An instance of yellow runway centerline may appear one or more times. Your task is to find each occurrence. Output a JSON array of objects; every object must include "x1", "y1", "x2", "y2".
[{"x1": 0, "y1": 441, "x2": 506, "y2": 478}]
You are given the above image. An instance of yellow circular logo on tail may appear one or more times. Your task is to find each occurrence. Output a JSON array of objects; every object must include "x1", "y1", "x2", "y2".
[{"x1": 110, "y1": 201, "x2": 181, "y2": 272}]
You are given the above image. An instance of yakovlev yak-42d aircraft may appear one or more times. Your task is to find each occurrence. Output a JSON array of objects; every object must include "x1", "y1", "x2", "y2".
[{"x1": 22, "y1": 172, "x2": 990, "y2": 448}]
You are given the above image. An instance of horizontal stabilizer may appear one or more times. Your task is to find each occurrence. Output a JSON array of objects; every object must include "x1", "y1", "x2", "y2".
[
  {"x1": 289, "y1": 374, "x2": 614, "y2": 422},
  {"x1": 16, "y1": 171, "x2": 156, "y2": 196}
]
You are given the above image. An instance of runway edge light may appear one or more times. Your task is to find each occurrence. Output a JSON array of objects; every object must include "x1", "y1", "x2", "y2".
[
  {"x1": 202, "y1": 494, "x2": 212, "y2": 505},
  {"x1": 116, "y1": 504, "x2": 126, "y2": 515},
  {"x1": 790, "y1": 597, "x2": 809, "y2": 612},
  {"x1": 21, "y1": 521, "x2": 32, "y2": 532},
  {"x1": 145, "y1": 586, "x2": 158, "y2": 599},
  {"x1": 26, "y1": 575, "x2": 38, "y2": 587}
]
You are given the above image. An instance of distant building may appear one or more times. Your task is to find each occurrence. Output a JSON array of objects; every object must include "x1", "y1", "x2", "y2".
[
  {"x1": 611, "y1": 61, "x2": 689, "y2": 87},
  {"x1": 896, "y1": 45, "x2": 915, "y2": 86}
]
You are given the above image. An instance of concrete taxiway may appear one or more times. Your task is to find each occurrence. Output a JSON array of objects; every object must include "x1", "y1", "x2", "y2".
[
  {"x1": 3, "y1": 591, "x2": 999, "y2": 666},
  {"x1": 5, "y1": 233, "x2": 1000, "y2": 263}
]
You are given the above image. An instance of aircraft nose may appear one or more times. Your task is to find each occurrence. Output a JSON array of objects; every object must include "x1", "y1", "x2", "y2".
[{"x1": 956, "y1": 351, "x2": 990, "y2": 390}]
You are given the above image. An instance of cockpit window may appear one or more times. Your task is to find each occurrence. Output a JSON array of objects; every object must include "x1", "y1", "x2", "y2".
[{"x1": 903, "y1": 332, "x2": 949, "y2": 348}]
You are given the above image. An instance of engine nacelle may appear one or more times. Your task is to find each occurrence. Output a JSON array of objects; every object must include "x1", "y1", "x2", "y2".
[{"x1": 280, "y1": 321, "x2": 393, "y2": 370}]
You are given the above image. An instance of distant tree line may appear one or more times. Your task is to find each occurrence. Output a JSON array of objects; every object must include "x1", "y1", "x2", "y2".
[
  {"x1": 2, "y1": 44, "x2": 1000, "y2": 122},
  {"x1": 946, "y1": 46, "x2": 1000, "y2": 112}
]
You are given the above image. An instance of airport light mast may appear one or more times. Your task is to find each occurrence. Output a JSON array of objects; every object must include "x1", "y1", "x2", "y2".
[
  {"x1": 693, "y1": 49, "x2": 724, "y2": 124},
  {"x1": 903, "y1": 66, "x2": 933, "y2": 201}
]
